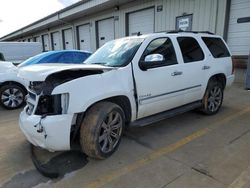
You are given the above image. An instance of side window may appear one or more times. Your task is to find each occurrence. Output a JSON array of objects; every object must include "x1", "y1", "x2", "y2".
[
  {"x1": 202, "y1": 37, "x2": 230, "y2": 58},
  {"x1": 39, "y1": 53, "x2": 62, "y2": 64},
  {"x1": 58, "y1": 52, "x2": 74, "y2": 63},
  {"x1": 141, "y1": 38, "x2": 178, "y2": 66},
  {"x1": 177, "y1": 37, "x2": 204, "y2": 63},
  {"x1": 0, "y1": 52, "x2": 5, "y2": 61},
  {"x1": 72, "y1": 52, "x2": 88, "y2": 64}
]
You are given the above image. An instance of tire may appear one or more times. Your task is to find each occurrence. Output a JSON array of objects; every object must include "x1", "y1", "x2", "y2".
[
  {"x1": 80, "y1": 102, "x2": 125, "y2": 159},
  {"x1": 0, "y1": 84, "x2": 26, "y2": 110},
  {"x1": 201, "y1": 80, "x2": 224, "y2": 115}
]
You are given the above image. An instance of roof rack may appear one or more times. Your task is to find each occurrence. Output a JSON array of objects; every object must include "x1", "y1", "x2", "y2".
[{"x1": 167, "y1": 30, "x2": 214, "y2": 35}]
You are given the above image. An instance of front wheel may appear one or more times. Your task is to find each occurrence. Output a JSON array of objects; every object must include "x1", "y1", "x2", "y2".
[
  {"x1": 201, "y1": 81, "x2": 224, "y2": 115},
  {"x1": 80, "y1": 102, "x2": 125, "y2": 159},
  {"x1": 0, "y1": 84, "x2": 26, "y2": 110}
]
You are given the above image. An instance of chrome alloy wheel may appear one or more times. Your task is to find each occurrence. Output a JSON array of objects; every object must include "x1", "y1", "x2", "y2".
[
  {"x1": 207, "y1": 86, "x2": 222, "y2": 112},
  {"x1": 99, "y1": 111, "x2": 123, "y2": 153},
  {"x1": 1, "y1": 88, "x2": 24, "y2": 108}
]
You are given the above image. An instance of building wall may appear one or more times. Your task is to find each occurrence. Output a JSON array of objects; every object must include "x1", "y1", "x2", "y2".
[{"x1": 13, "y1": 0, "x2": 227, "y2": 52}]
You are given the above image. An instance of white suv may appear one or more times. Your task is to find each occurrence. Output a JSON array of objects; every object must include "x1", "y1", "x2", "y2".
[{"x1": 19, "y1": 32, "x2": 234, "y2": 159}]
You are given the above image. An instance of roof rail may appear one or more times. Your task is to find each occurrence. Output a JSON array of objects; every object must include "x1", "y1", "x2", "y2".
[{"x1": 167, "y1": 30, "x2": 214, "y2": 35}]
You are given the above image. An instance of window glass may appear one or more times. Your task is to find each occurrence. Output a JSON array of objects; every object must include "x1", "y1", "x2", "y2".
[
  {"x1": 177, "y1": 37, "x2": 204, "y2": 63},
  {"x1": 84, "y1": 38, "x2": 143, "y2": 67},
  {"x1": 142, "y1": 38, "x2": 177, "y2": 66},
  {"x1": 202, "y1": 37, "x2": 230, "y2": 58},
  {"x1": 0, "y1": 52, "x2": 5, "y2": 61},
  {"x1": 72, "y1": 52, "x2": 91, "y2": 64}
]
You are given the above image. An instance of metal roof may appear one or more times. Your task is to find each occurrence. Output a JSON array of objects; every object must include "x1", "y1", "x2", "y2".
[{"x1": 0, "y1": 0, "x2": 134, "y2": 41}]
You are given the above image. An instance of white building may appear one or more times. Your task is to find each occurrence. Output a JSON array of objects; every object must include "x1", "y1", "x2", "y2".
[{"x1": 1, "y1": 0, "x2": 250, "y2": 59}]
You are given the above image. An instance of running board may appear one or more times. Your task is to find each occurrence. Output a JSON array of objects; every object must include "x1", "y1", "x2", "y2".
[{"x1": 130, "y1": 101, "x2": 202, "y2": 127}]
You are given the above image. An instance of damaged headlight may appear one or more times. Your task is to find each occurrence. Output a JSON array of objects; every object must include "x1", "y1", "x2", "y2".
[
  {"x1": 35, "y1": 93, "x2": 69, "y2": 115},
  {"x1": 29, "y1": 81, "x2": 44, "y2": 95}
]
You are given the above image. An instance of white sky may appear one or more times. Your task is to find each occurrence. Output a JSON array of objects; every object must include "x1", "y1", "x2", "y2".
[{"x1": 0, "y1": 0, "x2": 80, "y2": 38}]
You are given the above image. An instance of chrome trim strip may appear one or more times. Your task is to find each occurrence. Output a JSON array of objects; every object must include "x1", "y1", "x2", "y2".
[{"x1": 139, "y1": 84, "x2": 202, "y2": 102}]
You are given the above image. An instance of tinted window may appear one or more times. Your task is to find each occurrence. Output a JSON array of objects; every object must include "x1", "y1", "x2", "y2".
[
  {"x1": 177, "y1": 37, "x2": 204, "y2": 63},
  {"x1": 0, "y1": 52, "x2": 5, "y2": 61},
  {"x1": 142, "y1": 38, "x2": 177, "y2": 66},
  {"x1": 202, "y1": 37, "x2": 230, "y2": 58},
  {"x1": 18, "y1": 51, "x2": 91, "y2": 67},
  {"x1": 57, "y1": 52, "x2": 88, "y2": 64}
]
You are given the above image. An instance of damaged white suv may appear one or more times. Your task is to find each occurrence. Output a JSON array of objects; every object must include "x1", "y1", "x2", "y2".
[{"x1": 19, "y1": 32, "x2": 234, "y2": 159}]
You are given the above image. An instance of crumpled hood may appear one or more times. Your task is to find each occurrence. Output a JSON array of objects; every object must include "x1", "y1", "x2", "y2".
[
  {"x1": 18, "y1": 63, "x2": 113, "y2": 81},
  {"x1": 0, "y1": 61, "x2": 17, "y2": 73}
]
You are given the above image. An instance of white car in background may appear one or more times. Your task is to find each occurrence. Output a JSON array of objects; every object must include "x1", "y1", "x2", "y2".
[{"x1": 0, "y1": 61, "x2": 28, "y2": 109}]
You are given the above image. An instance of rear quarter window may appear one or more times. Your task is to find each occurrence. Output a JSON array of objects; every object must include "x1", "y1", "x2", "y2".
[{"x1": 202, "y1": 37, "x2": 230, "y2": 58}]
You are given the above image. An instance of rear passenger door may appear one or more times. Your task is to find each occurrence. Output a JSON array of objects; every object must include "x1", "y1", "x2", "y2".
[
  {"x1": 176, "y1": 37, "x2": 207, "y2": 104},
  {"x1": 201, "y1": 37, "x2": 232, "y2": 78}
]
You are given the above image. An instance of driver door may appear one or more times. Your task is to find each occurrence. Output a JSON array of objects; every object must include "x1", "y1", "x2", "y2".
[{"x1": 133, "y1": 37, "x2": 187, "y2": 119}]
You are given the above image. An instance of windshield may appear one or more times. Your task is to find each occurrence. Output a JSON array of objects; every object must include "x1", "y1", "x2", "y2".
[{"x1": 84, "y1": 38, "x2": 144, "y2": 67}]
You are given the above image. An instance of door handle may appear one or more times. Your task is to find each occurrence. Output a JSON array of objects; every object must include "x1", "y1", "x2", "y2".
[
  {"x1": 202, "y1": 65, "x2": 210, "y2": 70},
  {"x1": 171, "y1": 71, "x2": 183, "y2": 76}
]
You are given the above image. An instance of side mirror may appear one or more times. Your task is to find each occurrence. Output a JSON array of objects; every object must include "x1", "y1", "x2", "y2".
[
  {"x1": 139, "y1": 54, "x2": 165, "y2": 71},
  {"x1": 144, "y1": 54, "x2": 164, "y2": 62}
]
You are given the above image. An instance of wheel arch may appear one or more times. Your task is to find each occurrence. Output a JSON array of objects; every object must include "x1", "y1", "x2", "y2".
[
  {"x1": 70, "y1": 95, "x2": 132, "y2": 149},
  {"x1": 0, "y1": 81, "x2": 27, "y2": 94},
  {"x1": 208, "y1": 73, "x2": 226, "y2": 89},
  {"x1": 86, "y1": 95, "x2": 132, "y2": 124}
]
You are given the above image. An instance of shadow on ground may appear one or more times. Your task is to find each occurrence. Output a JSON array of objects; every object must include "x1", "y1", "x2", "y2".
[{"x1": 2, "y1": 150, "x2": 88, "y2": 188}]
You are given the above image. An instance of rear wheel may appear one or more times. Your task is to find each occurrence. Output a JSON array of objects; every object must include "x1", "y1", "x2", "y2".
[
  {"x1": 80, "y1": 102, "x2": 125, "y2": 159},
  {"x1": 0, "y1": 84, "x2": 26, "y2": 110},
  {"x1": 201, "y1": 80, "x2": 224, "y2": 115}
]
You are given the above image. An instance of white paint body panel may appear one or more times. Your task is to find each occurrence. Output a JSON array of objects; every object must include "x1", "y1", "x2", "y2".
[
  {"x1": 97, "y1": 18, "x2": 114, "y2": 47},
  {"x1": 78, "y1": 24, "x2": 91, "y2": 51},
  {"x1": 18, "y1": 63, "x2": 113, "y2": 81},
  {"x1": 19, "y1": 33, "x2": 234, "y2": 151},
  {"x1": 0, "y1": 61, "x2": 28, "y2": 88}
]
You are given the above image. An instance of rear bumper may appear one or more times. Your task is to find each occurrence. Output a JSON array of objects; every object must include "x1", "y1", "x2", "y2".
[
  {"x1": 226, "y1": 74, "x2": 235, "y2": 87},
  {"x1": 19, "y1": 109, "x2": 74, "y2": 151}
]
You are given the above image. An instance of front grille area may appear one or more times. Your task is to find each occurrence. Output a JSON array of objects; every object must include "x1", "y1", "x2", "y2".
[{"x1": 28, "y1": 92, "x2": 36, "y2": 100}]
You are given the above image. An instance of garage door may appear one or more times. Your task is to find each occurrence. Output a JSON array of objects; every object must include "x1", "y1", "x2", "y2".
[
  {"x1": 227, "y1": 0, "x2": 250, "y2": 56},
  {"x1": 97, "y1": 18, "x2": 114, "y2": 47},
  {"x1": 33, "y1": 36, "x2": 41, "y2": 42},
  {"x1": 63, "y1": 28, "x2": 74, "y2": 50},
  {"x1": 77, "y1": 24, "x2": 91, "y2": 51},
  {"x1": 51, "y1": 32, "x2": 61, "y2": 50},
  {"x1": 127, "y1": 8, "x2": 154, "y2": 36},
  {"x1": 42, "y1": 34, "x2": 50, "y2": 51}
]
